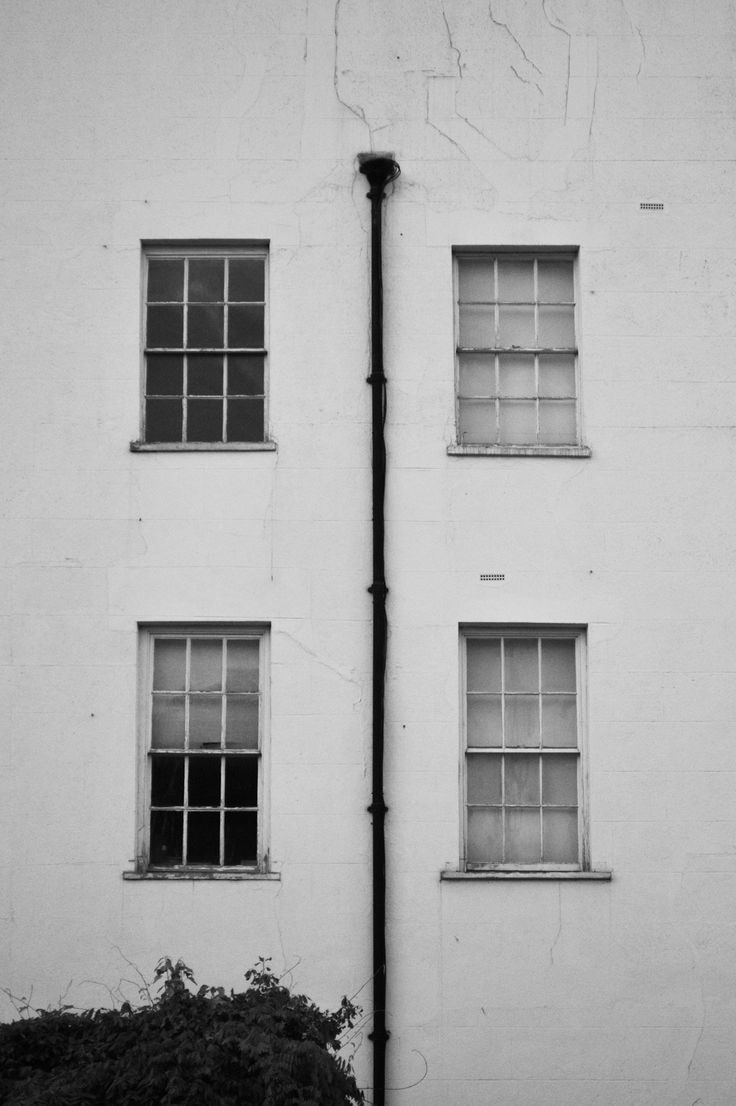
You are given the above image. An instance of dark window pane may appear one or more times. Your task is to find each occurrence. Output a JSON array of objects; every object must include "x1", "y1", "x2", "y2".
[
  {"x1": 229, "y1": 259, "x2": 264, "y2": 302},
  {"x1": 227, "y1": 398, "x2": 264, "y2": 442},
  {"x1": 147, "y1": 355, "x2": 183, "y2": 396},
  {"x1": 188, "y1": 305, "x2": 224, "y2": 348},
  {"x1": 228, "y1": 356, "x2": 264, "y2": 396},
  {"x1": 151, "y1": 756, "x2": 184, "y2": 806},
  {"x1": 190, "y1": 639, "x2": 222, "y2": 691},
  {"x1": 188, "y1": 398, "x2": 223, "y2": 442},
  {"x1": 151, "y1": 695, "x2": 185, "y2": 749},
  {"x1": 226, "y1": 640, "x2": 259, "y2": 692},
  {"x1": 187, "y1": 812, "x2": 220, "y2": 864},
  {"x1": 188, "y1": 259, "x2": 224, "y2": 302},
  {"x1": 225, "y1": 757, "x2": 258, "y2": 807},
  {"x1": 148, "y1": 259, "x2": 184, "y2": 303},
  {"x1": 147, "y1": 305, "x2": 183, "y2": 347},
  {"x1": 188, "y1": 355, "x2": 223, "y2": 396},
  {"x1": 150, "y1": 811, "x2": 183, "y2": 865},
  {"x1": 188, "y1": 756, "x2": 222, "y2": 807},
  {"x1": 153, "y1": 639, "x2": 186, "y2": 691},
  {"x1": 224, "y1": 812, "x2": 257, "y2": 865},
  {"x1": 146, "y1": 398, "x2": 182, "y2": 442},
  {"x1": 228, "y1": 304, "x2": 264, "y2": 347}
]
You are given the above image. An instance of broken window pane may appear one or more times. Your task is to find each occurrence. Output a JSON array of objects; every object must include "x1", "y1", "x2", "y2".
[
  {"x1": 151, "y1": 756, "x2": 184, "y2": 807},
  {"x1": 150, "y1": 811, "x2": 183, "y2": 865},
  {"x1": 224, "y1": 812, "x2": 258, "y2": 865},
  {"x1": 188, "y1": 756, "x2": 222, "y2": 807},
  {"x1": 187, "y1": 812, "x2": 220, "y2": 864}
]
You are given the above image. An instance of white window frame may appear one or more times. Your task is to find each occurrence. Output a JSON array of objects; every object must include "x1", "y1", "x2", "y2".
[
  {"x1": 460, "y1": 625, "x2": 589, "y2": 872},
  {"x1": 449, "y1": 248, "x2": 590, "y2": 458},
  {"x1": 133, "y1": 624, "x2": 270, "y2": 876},
  {"x1": 131, "y1": 242, "x2": 276, "y2": 452}
]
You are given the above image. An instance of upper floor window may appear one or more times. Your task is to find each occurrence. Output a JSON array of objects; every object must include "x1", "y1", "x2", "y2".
[
  {"x1": 139, "y1": 244, "x2": 269, "y2": 448},
  {"x1": 453, "y1": 251, "x2": 588, "y2": 455}
]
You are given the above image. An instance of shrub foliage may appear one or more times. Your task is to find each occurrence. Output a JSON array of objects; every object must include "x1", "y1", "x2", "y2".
[{"x1": 0, "y1": 957, "x2": 364, "y2": 1106}]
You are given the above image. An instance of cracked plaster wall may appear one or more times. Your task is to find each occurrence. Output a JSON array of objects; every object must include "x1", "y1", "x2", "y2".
[{"x1": 1, "y1": 0, "x2": 736, "y2": 1103}]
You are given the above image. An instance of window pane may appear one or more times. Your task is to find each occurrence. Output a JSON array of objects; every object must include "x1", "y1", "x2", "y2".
[
  {"x1": 504, "y1": 808, "x2": 540, "y2": 863},
  {"x1": 467, "y1": 639, "x2": 501, "y2": 692},
  {"x1": 538, "y1": 401, "x2": 577, "y2": 445},
  {"x1": 151, "y1": 695, "x2": 185, "y2": 748},
  {"x1": 225, "y1": 757, "x2": 258, "y2": 807},
  {"x1": 190, "y1": 639, "x2": 222, "y2": 692},
  {"x1": 498, "y1": 400, "x2": 537, "y2": 445},
  {"x1": 229, "y1": 259, "x2": 264, "y2": 302},
  {"x1": 467, "y1": 696, "x2": 502, "y2": 746},
  {"x1": 148, "y1": 259, "x2": 184, "y2": 303},
  {"x1": 458, "y1": 353, "x2": 494, "y2": 397},
  {"x1": 458, "y1": 400, "x2": 495, "y2": 444},
  {"x1": 541, "y1": 640, "x2": 576, "y2": 692},
  {"x1": 458, "y1": 304, "x2": 493, "y2": 347},
  {"x1": 151, "y1": 756, "x2": 184, "y2": 806},
  {"x1": 229, "y1": 304, "x2": 264, "y2": 347},
  {"x1": 150, "y1": 811, "x2": 183, "y2": 865},
  {"x1": 504, "y1": 639, "x2": 538, "y2": 692},
  {"x1": 458, "y1": 258, "x2": 492, "y2": 302},
  {"x1": 227, "y1": 398, "x2": 264, "y2": 442},
  {"x1": 504, "y1": 754, "x2": 540, "y2": 805},
  {"x1": 188, "y1": 259, "x2": 224, "y2": 303},
  {"x1": 147, "y1": 355, "x2": 183, "y2": 396},
  {"x1": 145, "y1": 397, "x2": 182, "y2": 442},
  {"x1": 188, "y1": 756, "x2": 222, "y2": 807},
  {"x1": 498, "y1": 354, "x2": 535, "y2": 398},
  {"x1": 188, "y1": 355, "x2": 224, "y2": 396},
  {"x1": 498, "y1": 304, "x2": 534, "y2": 347},
  {"x1": 467, "y1": 807, "x2": 502, "y2": 863},
  {"x1": 228, "y1": 356, "x2": 264, "y2": 396},
  {"x1": 188, "y1": 305, "x2": 224, "y2": 348},
  {"x1": 542, "y1": 754, "x2": 578, "y2": 805},
  {"x1": 467, "y1": 754, "x2": 502, "y2": 804},
  {"x1": 497, "y1": 259, "x2": 533, "y2": 302},
  {"x1": 542, "y1": 695, "x2": 577, "y2": 747},
  {"x1": 226, "y1": 640, "x2": 259, "y2": 692},
  {"x1": 147, "y1": 305, "x2": 183, "y2": 348},
  {"x1": 189, "y1": 695, "x2": 222, "y2": 748},
  {"x1": 543, "y1": 809, "x2": 578, "y2": 863},
  {"x1": 538, "y1": 353, "x2": 575, "y2": 398},
  {"x1": 224, "y1": 812, "x2": 258, "y2": 865},
  {"x1": 153, "y1": 640, "x2": 186, "y2": 691},
  {"x1": 538, "y1": 259, "x2": 573, "y2": 303},
  {"x1": 538, "y1": 304, "x2": 575, "y2": 347},
  {"x1": 225, "y1": 696, "x2": 259, "y2": 748},
  {"x1": 505, "y1": 696, "x2": 540, "y2": 747},
  {"x1": 188, "y1": 398, "x2": 223, "y2": 442},
  {"x1": 187, "y1": 812, "x2": 220, "y2": 864}
]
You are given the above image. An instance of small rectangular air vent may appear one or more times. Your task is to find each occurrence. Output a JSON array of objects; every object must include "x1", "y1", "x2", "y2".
[
  {"x1": 480, "y1": 573, "x2": 505, "y2": 582},
  {"x1": 640, "y1": 202, "x2": 664, "y2": 210}
]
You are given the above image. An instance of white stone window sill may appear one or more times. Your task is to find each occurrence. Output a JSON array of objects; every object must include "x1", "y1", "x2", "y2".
[
  {"x1": 441, "y1": 869, "x2": 612, "y2": 881},
  {"x1": 130, "y1": 441, "x2": 277, "y2": 453},
  {"x1": 123, "y1": 870, "x2": 281, "y2": 881},
  {"x1": 447, "y1": 444, "x2": 592, "y2": 458}
]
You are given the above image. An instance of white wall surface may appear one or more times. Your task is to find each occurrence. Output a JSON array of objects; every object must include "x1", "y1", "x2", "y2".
[{"x1": 2, "y1": 1, "x2": 736, "y2": 1102}]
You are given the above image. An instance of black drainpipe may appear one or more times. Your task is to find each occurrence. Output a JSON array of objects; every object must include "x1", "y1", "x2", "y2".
[{"x1": 358, "y1": 151, "x2": 400, "y2": 1106}]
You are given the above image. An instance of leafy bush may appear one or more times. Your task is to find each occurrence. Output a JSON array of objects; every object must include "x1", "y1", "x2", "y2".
[{"x1": 0, "y1": 957, "x2": 364, "y2": 1106}]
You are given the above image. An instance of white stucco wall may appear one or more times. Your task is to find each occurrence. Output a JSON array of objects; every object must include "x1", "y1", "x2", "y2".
[{"x1": 2, "y1": 1, "x2": 736, "y2": 1102}]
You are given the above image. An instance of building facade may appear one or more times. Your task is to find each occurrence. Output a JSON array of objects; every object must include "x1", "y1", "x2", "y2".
[{"x1": 2, "y1": 1, "x2": 736, "y2": 1102}]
